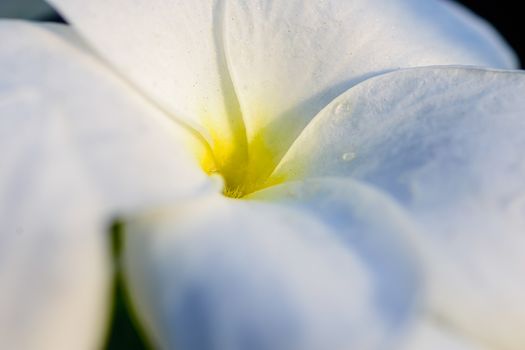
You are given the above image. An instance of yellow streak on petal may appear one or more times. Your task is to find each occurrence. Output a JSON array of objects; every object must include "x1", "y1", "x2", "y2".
[{"x1": 196, "y1": 108, "x2": 293, "y2": 197}]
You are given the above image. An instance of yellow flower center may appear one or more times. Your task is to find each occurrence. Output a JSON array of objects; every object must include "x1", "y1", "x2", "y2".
[
  {"x1": 183, "y1": 29, "x2": 290, "y2": 198},
  {"x1": 198, "y1": 117, "x2": 283, "y2": 198}
]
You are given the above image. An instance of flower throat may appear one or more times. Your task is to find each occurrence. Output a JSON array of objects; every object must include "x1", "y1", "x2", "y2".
[{"x1": 198, "y1": 119, "x2": 282, "y2": 199}]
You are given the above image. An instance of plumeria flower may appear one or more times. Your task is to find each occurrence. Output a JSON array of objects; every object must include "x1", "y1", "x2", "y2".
[{"x1": 1, "y1": 0, "x2": 524, "y2": 349}]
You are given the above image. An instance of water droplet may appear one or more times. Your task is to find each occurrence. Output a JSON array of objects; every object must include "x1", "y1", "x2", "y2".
[
  {"x1": 334, "y1": 103, "x2": 346, "y2": 115},
  {"x1": 342, "y1": 152, "x2": 356, "y2": 161}
]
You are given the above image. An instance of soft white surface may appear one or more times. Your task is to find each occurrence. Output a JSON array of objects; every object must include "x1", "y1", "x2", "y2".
[
  {"x1": 273, "y1": 66, "x2": 525, "y2": 349},
  {"x1": 1, "y1": 1, "x2": 523, "y2": 348},
  {"x1": 47, "y1": 0, "x2": 517, "y2": 171},
  {"x1": 251, "y1": 178, "x2": 511, "y2": 350},
  {"x1": 0, "y1": 21, "x2": 211, "y2": 349},
  {"x1": 401, "y1": 317, "x2": 489, "y2": 350},
  {"x1": 223, "y1": 0, "x2": 517, "y2": 163},
  {"x1": 48, "y1": 0, "x2": 247, "y2": 144},
  {"x1": 123, "y1": 188, "x2": 421, "y2": 350}
]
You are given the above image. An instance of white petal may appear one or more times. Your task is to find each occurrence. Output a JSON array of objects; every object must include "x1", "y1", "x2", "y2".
[
  {"x1": 123, "y1": 186, "x2": 421, "y2": 350},
  {"x1": 223, "y1": 0, "x2": 517, "y2": 172},
  {"x1": 47, "y1": 0, "x2": 247, "y2": 157},
  {"x1": 254, "y1": 175, "x2": 501, "y2": 350},
  {"x1": 0, "y1": 20, "x2": 211, "y2": 349},
  {"x1": 401, "y1": 318, "x2": 489, "y2": 350},
  {"x1": 46, "y1": 0, "x2": 517, "y2": 182},
  {"x1": 273, "y1": 66, "x2": 525, "y2": 349},
  {"x1": 439, "y1": 0, "x2": 518, "y2": 68},
  {"x1": 251, "y1": 178, "x2": 427, "y2": 349}
]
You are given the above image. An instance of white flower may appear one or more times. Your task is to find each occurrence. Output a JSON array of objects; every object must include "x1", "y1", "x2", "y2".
[{"x1": 1, "y1": 0, "x2": 524, "y2": 349}]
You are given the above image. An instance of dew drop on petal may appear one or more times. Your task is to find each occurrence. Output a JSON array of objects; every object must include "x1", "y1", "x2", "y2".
[
  {"x1": 342, "y1": 152, "x2": 356, "y2": 161},
  {"x1": 334, "y1": 103, "x2": 346, "y2": 115}
]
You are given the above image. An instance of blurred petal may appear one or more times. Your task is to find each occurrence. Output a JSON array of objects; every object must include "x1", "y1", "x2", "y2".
[
  {"x1": 0, "y1": 21, "x2": 211, "y2": 349},
  {"x1": 401, "y1": 318, "x2": 488, "y2": 350},
  {"x1": 123, "y1": 185, "x2": 421, "y2": 350},
  {"x1": 46, "y1": 0, "x2": 517, "y2": 183},
  {"x1": 250, "y1": 177, "x2": 424, "y2": 322},
  {"x1": 273, "y1": 66, "x2": 525, "y2": 349}
]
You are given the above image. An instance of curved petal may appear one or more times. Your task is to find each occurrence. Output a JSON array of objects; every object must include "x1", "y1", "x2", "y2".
[
  {"x1": 272, "y1": 67, "x2": 525, "y2": 349},
  {"x1": 123, "y1": 186, "x2": 421, "y2": 350},
  {"x1": 47, "y1": 0, "x2": 249, "y2": 171},
  {"x1": 0, "y1": 20, "x2": 211, "y2": 349},
  {"x1": 46, "y1": 0, "x2": 516, "y2": 183},
  {"x1": 250, "y1": 177, "x2": 425, "y2": 321},
  {"x1": 439, "y1": 0, "x2": 519, "y2": 68},
  {"x1": 223, "y1": 0, "x2": 517, "y2": 177},
  {"x1": 251, "y1": 178, "x2": 500, "y2": 350},
  {"x1": 401, "y1": 318, "x2": 488, "y2": 350}
]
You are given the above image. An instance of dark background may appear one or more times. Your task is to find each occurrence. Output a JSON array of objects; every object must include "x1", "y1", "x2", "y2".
[{"x1": 457, "y1": 0, "x2": 524, "y2": 67}]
